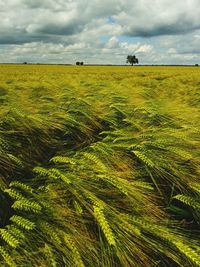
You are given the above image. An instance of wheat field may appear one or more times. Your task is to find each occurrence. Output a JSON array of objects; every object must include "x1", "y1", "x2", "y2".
[{"x1": 0, "y1": 64, "x2": 200, "y2": 267}]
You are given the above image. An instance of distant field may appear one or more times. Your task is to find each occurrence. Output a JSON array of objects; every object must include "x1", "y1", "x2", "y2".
[
  {"x1": 0, "y1": 65, "x2": 199, "y2": 119},
  {"x1": 0, "y1": 65, "x2": 200, "y2": 267}
]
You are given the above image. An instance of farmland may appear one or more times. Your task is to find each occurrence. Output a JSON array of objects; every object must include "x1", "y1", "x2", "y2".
[{"x1": 0, "y1": 64, "x2": 200, "y2": 266}]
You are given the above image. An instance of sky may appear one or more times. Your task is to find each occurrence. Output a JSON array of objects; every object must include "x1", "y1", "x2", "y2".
[{"x1": 0, "y1": 0, "x2": 200, "y2": 65}]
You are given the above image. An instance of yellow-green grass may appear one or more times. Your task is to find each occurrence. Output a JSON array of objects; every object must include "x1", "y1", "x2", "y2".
[
  {"x1": 0, "y1": 65, "x2": 199, "y2": 267},
  {"x1": 0, "y1": 65, "x2": 199, "y2": 118}
]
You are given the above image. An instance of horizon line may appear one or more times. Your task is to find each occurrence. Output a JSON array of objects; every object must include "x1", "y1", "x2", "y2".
[{"x1": 0, "y1": 63, "x2": 199, "y2": 66}]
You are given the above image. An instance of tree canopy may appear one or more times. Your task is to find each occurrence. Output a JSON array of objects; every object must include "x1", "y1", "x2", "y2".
[{"x1": 126, "y1": 55, "x2": 139, "y2": 66}]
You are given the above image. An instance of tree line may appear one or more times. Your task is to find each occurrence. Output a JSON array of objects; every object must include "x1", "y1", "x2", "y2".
[{"x1": 75, "y1": 55, "x2": 139, "y2": 66}]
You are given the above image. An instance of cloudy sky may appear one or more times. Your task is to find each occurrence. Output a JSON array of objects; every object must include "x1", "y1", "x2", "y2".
[{"x1": 0, "y1": 0, "x2": 200, "y2": 64}]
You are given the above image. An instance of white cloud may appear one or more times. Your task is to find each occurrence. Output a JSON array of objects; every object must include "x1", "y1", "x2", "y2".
[
  {"x1": 114, "y1": 0, "x2": 200, "y2": 37},
  {"x1": 135, "y1": 44, "x2": 153, "y2": 53},
  {"x1": 168, "y1": 48, "x2": 177, "y2": 54},
  {"x1": 0, "y1": 0, "x2": 200, "y2": 64}
]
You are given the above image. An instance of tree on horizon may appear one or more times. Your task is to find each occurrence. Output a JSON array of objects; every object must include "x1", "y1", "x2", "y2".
[
  {"x1": 76, "y1": 61, "x2": 84, "y2": 65},
  {"x1": 126, "y1": 55, "x2": 139, "y2": 66}
]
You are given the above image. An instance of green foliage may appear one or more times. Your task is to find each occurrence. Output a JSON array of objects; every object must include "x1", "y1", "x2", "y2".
[
  {"x1": 126, "y1": 55, "x2": 139, "y2": 65},
  {"x1": 174, "y1": 194, "x2": 200, "y2": 209},
  {"x1": 93, "y1": 206, "x2": 116, "y2": 247},
  {"x1": 0, "y1": 229, "x2": 19, "y2": 248},
  {"x1": 50, "y1": 156, "x2": 76, "y2": 165},
  {"x1": 9, "y1": 181, "x2": 33, "y2": 193},
  {"x1": 43, "y1": 243, "x2": 57, "y2": 267},
  {"x1": 10, "y1": 215, "x2": 35, "y2": 230},
  {"x1": 63, "y1": 235, "x2": 85, "y2": 267},
  {"x1": 0, "y1": 65, "x2": 199, "y2": 266},
  {"x1": 0, "y1": 246, "x2": 17, "y2": 267},
  {"x1": 12, "y1": 199, "x2": 41, "y2": 213}
]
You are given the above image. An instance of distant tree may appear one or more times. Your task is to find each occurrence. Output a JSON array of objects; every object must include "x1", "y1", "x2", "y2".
[
  {"x1": 195, "y1": 64, "x2": 199, "y2": 67},
  {"x1": 126, "y1": 55, "x2": 139, "y2": 66},
  {"x1": 23, "y1": 62, "x2": 27, "y2": 64},
  {"x1": 76, "y1": 61, "x2": 84, "y2": 66}
]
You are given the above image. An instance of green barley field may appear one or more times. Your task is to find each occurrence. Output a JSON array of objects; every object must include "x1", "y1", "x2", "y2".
[{"x1": 0, "y1": 64, "x2": 200, "y2": 267}]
